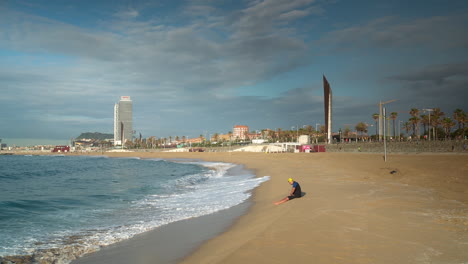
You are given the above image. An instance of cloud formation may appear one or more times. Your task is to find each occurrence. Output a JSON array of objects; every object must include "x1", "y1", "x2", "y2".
[
  {"x1": 319, "y1": 15, "x2": 468, "y2": 52},
  {"x1": 0, "y1": 1, "x2": 467, "y2": 145}
]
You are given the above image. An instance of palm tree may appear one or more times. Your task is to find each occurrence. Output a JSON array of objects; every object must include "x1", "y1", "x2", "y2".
[
  {"x1": 460, "y1": 111, "x2": 468, "y2": 137},
  {"x1": 390, "y1": 112, "x2": 398, "y2": 139},
  {"x1": 355, "y1": 122, "x2": 368, "y2": 140},
  {"x1": 284, "y1": 130, "x2": 292, "y2": 142},
  {"x1": 431, "y1": 108, "x2": 445, "y2": 140},
  {"x1": 372, "y1": 113, "x2": 379, "y2": 138},
  {"x1": 403, "y1": 122, "x2": 411, "y2": 139},
  {"x1": 409, "y1": 116, "x2": 420, "y2": 137},
  {"x1": 453, "y1": 109, "x2": 466, "y2": 137},
  {"x1": 420, "y1": 114, "x2": 429, "y2": 139},
  {"x1": 277, "y1": 128, "x2": 284, "y2": 142},
  {"x1": 319, "y1": 125, "x2": 326, "y2": 133},
  {"x1": 344, "y1": 127, "x2": 351, "y2": 137},
  {"x1": 243, "y1": 130, "x2": 249, "y2": 141},
  {"x1": 409, "y1": 108, "x2": 420, "y2": 139},
  {"x1": 149, "y1": 136, "x2": 156, "y2": 148},
  {"x1": 442, "y1": 117, "x2": 456, "y2": 139},
  {"x1": 269, "y1": 130, "x2": 277, "y2": 142}
]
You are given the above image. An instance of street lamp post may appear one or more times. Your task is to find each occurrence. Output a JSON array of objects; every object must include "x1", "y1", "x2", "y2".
[
  {"x1": 423, "y1": 109, "x2": 434, "y2": 141},
  {"x1": 316, "y1": 123, "x2": 321, "y2": 143},
  {"x1": 367, "y1": 123, "x2": 374, "y2": 142},
  {"x1": 296, "y1": 125, "x2": 299, "y2": 143},
  {"x1": 383, "y1": 107, "x2": 387, "y2": 162},
  {"x1": 315, "y1": 123, "x2": 320, "y2": 143},
  {"x1": 355, "y1": 128, "x2": 358, "y2": 142},
  {"x1": 379, "y1": 99, "x2": 397, "y2": 141}
]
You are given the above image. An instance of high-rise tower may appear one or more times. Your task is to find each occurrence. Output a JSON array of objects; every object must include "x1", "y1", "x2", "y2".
[{"x1": 114, "y1": 96, "x2": 133, "y2": 146}]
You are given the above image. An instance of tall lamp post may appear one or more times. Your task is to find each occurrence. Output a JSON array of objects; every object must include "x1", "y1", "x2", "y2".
[
  {"x1": 355, "y1": 127, "x2": 358, "y2": 142},
  {"x1": 365, "y1": 123, "x2": 373, "y2": 141},
  {"x1": 379, "y1": 99, "x2": 397, "y2": 141},
  {"x1": 383, "y1": 107, "x2": 387, "y2": 162},
  {"x1": 423, "y1": 108, "x2": 434, "y2": 141},
  {"x1": 296, "y1": 125, "x2": 299, "y2": 143}
]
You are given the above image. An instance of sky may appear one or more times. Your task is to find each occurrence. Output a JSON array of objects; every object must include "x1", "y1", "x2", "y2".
[{"x1": 1, "y1": 0, "x2": 467, "y2": 146}]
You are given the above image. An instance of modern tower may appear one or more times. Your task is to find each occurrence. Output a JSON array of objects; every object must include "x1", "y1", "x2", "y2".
[
  {"x1": 114, "y1": 96, "x2": 133, "y2": 146},
  {"x1": 323, "y1": 75, "x2": 333, "y2": 144}
]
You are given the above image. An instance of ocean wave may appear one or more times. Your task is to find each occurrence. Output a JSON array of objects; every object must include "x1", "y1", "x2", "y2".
[{"x1": 0, "y1": 157, "x2": 269, "y2": 264}]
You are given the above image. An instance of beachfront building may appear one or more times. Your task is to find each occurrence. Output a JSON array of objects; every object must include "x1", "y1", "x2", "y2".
[
  {"x1": 114, "y1": 96, "x2": 133, "y2": 146},
  {"x1": 185, "y1": 137, "x2": 204, "y2": 145},
  {"x1": 233, "y1": 125, "x2": 249, "y2": 140}
]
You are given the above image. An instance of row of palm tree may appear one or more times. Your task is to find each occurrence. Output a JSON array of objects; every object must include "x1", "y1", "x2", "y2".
[
  {"x1": 121, "y1": 108, "x2": 465, "y2": 149},
  {"x1": 372, "y1": 108, "x2": 466, "y2": 140}
]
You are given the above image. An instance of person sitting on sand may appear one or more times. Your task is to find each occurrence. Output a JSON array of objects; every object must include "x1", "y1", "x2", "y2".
[{"x1": 274, "y1": 178, "x2": 302, "y2": 205}]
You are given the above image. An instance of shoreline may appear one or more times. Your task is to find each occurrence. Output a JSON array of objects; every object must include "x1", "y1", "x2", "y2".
[
  {"x1": 70, "y1": 157, "x2": 257, "y2": 264},
  {"x1": 72, "y1": 201, "x2": 252, "y2": 264},
  {"x1": 6, "y1": 151, "x2": 468, "y2": 263}
]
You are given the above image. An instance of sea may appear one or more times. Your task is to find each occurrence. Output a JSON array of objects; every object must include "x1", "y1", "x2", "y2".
[{"x1": 0, "y1": 155, "x2": 269, "y2": 263}]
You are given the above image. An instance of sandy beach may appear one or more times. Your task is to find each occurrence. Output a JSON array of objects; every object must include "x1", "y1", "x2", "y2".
[{"x1": 68, "y1": 151, "x2": 468, "y2": 264}]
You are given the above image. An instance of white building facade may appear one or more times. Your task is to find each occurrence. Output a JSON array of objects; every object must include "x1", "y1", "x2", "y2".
[{"x1": 233, "y1": 125, "x2": 249, "y2": 140}]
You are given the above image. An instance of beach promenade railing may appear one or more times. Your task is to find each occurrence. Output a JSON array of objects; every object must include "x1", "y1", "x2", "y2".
[
  {"x1": 131, "y1": 141, "x2": 467, "y2": 154},
  {"x1": 326, "y1": 140, "x2": 467, "y2": 153}
]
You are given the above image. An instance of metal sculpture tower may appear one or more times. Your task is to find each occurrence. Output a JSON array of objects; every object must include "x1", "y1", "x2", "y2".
[{"x1": 323, "y1": 75, "x2": 333, "y2": 144}]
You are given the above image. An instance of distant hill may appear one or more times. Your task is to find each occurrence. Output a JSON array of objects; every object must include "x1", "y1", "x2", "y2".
[{"x1": 76, "y1": 132, "x2": 113, "y2": 141}]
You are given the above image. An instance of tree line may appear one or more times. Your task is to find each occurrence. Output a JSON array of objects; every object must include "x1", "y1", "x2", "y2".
[{"x1": 367, "y1": 108, "x2": 466, "y2": 140}]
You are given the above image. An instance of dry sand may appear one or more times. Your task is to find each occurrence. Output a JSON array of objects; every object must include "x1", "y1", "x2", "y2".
[{"x1": 77, "y1": 151, "x2": 468, "y2": 264}]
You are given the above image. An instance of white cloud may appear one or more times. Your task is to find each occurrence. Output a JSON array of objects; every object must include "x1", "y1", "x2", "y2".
[
  {"x1": 279, "y1": 9, "x2": 311, "y2": 20},
  {"x1": 114, "y1": 8, "x2": 139, "y2": 19}
]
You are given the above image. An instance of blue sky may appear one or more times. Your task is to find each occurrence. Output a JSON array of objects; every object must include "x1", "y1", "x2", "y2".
[{"x1": 1, "y1": 0, "x2": 467, "y2": 146}]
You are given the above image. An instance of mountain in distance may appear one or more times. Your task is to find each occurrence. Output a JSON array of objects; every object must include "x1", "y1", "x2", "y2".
[{"x1": 76, "y1": 132, "x2": 113, "y2": 141}]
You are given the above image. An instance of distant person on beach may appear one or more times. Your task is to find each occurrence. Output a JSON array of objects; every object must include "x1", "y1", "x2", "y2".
[{"x1": 274, "y1": 178, "x2": 302, "y2": 205}]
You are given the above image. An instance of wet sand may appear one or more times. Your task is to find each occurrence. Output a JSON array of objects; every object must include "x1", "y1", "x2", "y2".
[
  {"x1": 75, "y1": 152, "x2": 468, "y2": 264},
  {"x1": 72, "y1": 202, "x2": 251, "y2": 264}
]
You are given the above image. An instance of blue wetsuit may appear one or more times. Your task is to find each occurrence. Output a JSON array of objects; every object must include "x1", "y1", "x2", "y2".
[{"x1": 288, "y1": 181, "x2": 302, "y2": 199}]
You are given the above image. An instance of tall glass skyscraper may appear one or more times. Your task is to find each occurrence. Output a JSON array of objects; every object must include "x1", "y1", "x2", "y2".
[{"x1": 114, "y1": 96, "x2": 133, "y2": 146}]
